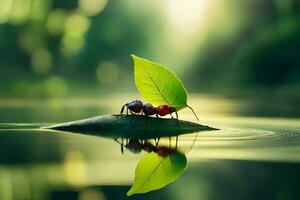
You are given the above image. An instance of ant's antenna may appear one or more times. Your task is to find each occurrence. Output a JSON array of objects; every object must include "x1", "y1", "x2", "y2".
[{"x1": 187, "y1": 105, "x2": 199, "y2": 121}]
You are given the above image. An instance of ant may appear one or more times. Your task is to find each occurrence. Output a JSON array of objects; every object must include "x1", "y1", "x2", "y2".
[
  {"x1": 120, "y1": 100, "x2": 199, "y2": 121},
  {"x1": 115, "y1": 138, "x2": 176, "y2": 157}
]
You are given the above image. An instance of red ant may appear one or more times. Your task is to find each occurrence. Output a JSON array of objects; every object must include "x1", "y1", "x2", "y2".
[
  {"x1": 115, "y1": 138, "x2": 176, "y2": 157},
  {"x1": 120, "y1": 100, "x2": 199, "y2": 121}
]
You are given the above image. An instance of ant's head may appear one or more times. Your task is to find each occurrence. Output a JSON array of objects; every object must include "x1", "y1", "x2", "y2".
[
  {"x1": 156, "y1": 146, "x2": 174, "y2": 157},
  {"x1": 169, "y1": 107, "x2": 176, "y2": 113}
]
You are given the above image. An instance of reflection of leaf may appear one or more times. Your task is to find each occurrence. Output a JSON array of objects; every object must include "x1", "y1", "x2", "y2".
[
  {"x1": 127, "y1": 151, "x2": 187, "y2": 196},
  {"x1": 132, "y1": 55, "x2": 187, "y2": 110}
]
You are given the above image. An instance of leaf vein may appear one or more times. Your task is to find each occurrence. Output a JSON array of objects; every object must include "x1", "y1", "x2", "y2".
[
  {"x1": 145, "y1": 70, "x2": 170, "y2": 105},
  {"x1": 138, "y1": 158, "x2": 164, "y2": 191}
]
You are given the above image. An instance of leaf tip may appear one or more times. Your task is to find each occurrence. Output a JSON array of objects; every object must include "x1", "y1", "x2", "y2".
[
  {"x1": 130, "y1": 54, "x2": 141, "y2": 67},
  {"x1": 126, "y1": 189, "x2": 135, "y2": 196},
  {"x1": 130, "y1": 54, "x2": 139, "y2": 60}
]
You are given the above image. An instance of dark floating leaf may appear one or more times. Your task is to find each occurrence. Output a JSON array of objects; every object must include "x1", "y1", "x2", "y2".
[{"x1": 45, "y1": 115, "x2": 219, "y2": 139}]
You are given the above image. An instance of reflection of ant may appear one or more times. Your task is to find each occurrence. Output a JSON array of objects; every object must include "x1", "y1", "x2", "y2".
[
  {"x1": 120, "y1": 100, "x2": 199, "y2": 121},
  {"x1": 114, "y1": 138, "x2": 178, "y2": 157}
]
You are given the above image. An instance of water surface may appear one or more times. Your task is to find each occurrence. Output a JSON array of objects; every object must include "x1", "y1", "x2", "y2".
[{"x1": 0, "y1": 95, "x2": 299, "y2": 200}]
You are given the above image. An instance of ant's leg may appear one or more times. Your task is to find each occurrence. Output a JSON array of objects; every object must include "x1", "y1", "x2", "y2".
[
  {"x1": 187, "y1": 105, "x2": 199, "y2": 121},
  {"x1": 170, "y1": 113, "x2": 174, "y2": 119},
  {"x1": 130, "y1": 111, "x2": 137, "y2": 126},
  {"x1": 175, "y1": 111, "x2": 182, "y2": 127},
  {"x1": 169, "y1": 137, "x2": 171, "y2": 148},
  {"x1": 175, "y1": 111, "x2": 179, "y2": 120},
  {"x1": 121, "y1": 138, "x2": 124, "y2": 154},
  {"x1": 120, "y1": 105, "x2": 126, "y2": 114},
  {"x1": 155, "y1": 137, "x2": 160, "y2": 147},
  {"x1": 126, "y1": 108, "x2": 128, "y2": 115},
  {"x1": 175, "y1": 136, "x2": 178, "y2": 149},
  {"x1": 156, "y1": 114, "x2": 159, "y2": 118},
  {"x1": 115, "y1": 138, "x2": 124, "y2": 154}
]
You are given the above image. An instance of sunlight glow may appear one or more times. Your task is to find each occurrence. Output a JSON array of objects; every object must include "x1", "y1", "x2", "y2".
[
  {"x1": 167, "y1": 0, "x2": 207, "y2": 34},
  {"x1": 156, "y1": 0, "x2": 212, "y2": 74}
]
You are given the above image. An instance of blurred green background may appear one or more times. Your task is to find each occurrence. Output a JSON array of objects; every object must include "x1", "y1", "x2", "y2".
[{"x1": 0, "y1": 0, "x2": 299, "y2": 98}]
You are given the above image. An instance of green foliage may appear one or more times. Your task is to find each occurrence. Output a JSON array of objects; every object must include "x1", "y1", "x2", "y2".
[
  {"x1": 127, "y1": 151, "x2": 187, "y2": 196},
  {"x1": 132, "y1": 55, "x2": 188, "y2": 110}
]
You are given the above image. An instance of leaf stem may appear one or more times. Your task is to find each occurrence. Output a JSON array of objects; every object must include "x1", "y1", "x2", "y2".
[{"x1": 186, "y1": 105, "x2": 199, "y2": 121}]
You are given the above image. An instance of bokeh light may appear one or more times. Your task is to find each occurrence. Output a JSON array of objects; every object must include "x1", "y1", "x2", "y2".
[
  {"x1": 31, "y1": 48, "x2": 52, "y2": 74},
  {"x1": 62, "y1": 13, "x2": 90, "y2": 55},
  {"x1": 46, "y1": 9, "x2": 68, "y2": 36},
  {"x1": 79, "y1": 189, "x2": 107, "y2": 200},
  {"x1": 96, "y1": 61, "x2": 119, "y2": 84},
  {"x1": 0, "y1": 0, "x2": 13, "y2": 24},
  {"x1": 79, "y1": 0, "x2": 108, "y2": 17},
  {"x1": 9, "y1": 0, "x2": 31, "y2": 24},
  {"x1": 30, "y1": 0, "x2": 50, "y2": 22},
  {"x1": 44, "y1": 76, "x2": 68, "y2": 96}
]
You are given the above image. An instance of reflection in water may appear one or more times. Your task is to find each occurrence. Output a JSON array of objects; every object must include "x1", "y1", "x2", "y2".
[
  {"x1": 115, "y1": 137, "x2": 188, "y2": 196},
  {"x1": 115, "y1": 137, "x2": 180, "y2": 154},
  {"x1": 64, "y1": 151, "x2": 87, "y2": 187}
]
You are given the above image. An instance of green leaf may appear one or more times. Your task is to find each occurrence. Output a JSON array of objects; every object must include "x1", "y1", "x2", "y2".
[
  {"x1": 127, "y1": 151, "x2": 187, "y2": 196},
  {"x1": 132, "y1": 55, "x2": 188, "y2": 110}
]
